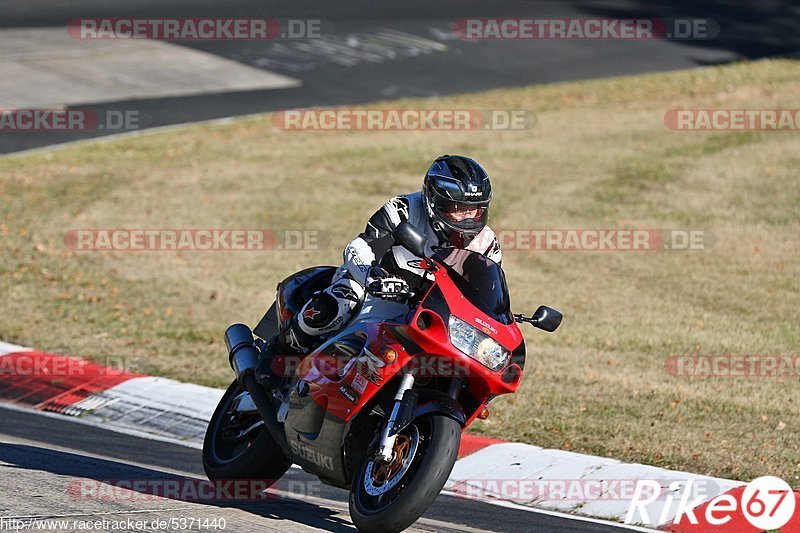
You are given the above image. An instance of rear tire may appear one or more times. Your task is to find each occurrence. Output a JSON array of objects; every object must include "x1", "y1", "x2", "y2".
[
  {"x1": 349, "y1": 414, "x2": 460, "y2": 533},
  {"x1": 202, "y1": 379, "x2": 291, "y2": 484}
]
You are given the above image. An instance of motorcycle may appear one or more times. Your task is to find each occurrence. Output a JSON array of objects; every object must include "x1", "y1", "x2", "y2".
[{"x1": 203, "y1": 222, "x2": 562, "y2": 532}]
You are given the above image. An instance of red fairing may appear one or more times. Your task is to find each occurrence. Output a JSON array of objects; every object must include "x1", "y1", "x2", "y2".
[
  {"x1": 296, "y1": 254, "x2": 526, "y2": 430},
  {"x1": 296, "y1": 323, "x2": 416, "y2": 422},
  {"x1": 425, "y1": 259, "x2": 524, "y2": 354},
  {"x1": 406, "y1": 261, "x2": 525, "y2": 410}
]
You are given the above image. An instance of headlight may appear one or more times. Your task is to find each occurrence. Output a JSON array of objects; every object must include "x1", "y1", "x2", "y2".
[{"x1": 448, "y1": 315, "x2": 510, "y2": 371}]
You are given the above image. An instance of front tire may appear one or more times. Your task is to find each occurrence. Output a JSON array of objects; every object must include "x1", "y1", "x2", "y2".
[
  {"x1": 202, "y1": 379, "x2": 291, "y2": 483},
  {"x1": 349, "y1": 414, "x2": 460, "y2": 533}
]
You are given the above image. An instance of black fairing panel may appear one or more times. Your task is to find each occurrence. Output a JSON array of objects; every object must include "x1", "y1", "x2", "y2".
[
  {"x1": 421, "y1": 284, "x2": 451, "y2": 322},
  {"x1": 253, "y1": 302, "x2": 279, "y2": 340},
  {"x1": 511, "y1": 339, "x2": 526, "y2": 370},
  {"x1": 253, "y1": 266, "x2": 336, "y2": 339}
]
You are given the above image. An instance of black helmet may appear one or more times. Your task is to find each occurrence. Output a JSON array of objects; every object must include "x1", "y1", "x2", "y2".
[{"x1": 423, "y1": 155, "x2": 491, "y2": 247}]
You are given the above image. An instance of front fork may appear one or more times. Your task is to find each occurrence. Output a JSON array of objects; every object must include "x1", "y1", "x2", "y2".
[{"x1": 376, "y1": 373, "x2": 415, "y2": 462}]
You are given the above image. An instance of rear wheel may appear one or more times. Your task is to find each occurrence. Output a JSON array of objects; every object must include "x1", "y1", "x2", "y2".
[
  {"x1": 349, "y1": 414, "x2": 460, "y2": 533},
  {"x1": 202, "y1": 379, "x2": 291, "y2": 483}
]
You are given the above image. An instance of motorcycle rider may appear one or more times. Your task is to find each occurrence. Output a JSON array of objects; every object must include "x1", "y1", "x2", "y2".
[{"x1": 255, "y1": 155, "x2": 502, "y2": 386}]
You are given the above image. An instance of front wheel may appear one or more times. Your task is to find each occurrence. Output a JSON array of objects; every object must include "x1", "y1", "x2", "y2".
[
  {"x1": 202, "y1": 379, "x2": 291, "y2": 483},
  {"x1": 349, "y1": 414, "x2": 460, "y2": 533}
]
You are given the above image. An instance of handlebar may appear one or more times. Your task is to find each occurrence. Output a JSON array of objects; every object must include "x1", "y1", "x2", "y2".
[{"x1": 513, "y1": 313, "x2": 535, "y2": 324}]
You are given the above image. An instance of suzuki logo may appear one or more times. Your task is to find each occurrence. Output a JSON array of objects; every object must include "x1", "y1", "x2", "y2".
[
  {"x1": 289, "y1": 441, "x2": 334, "y2": 470},
  {"x1": 475, "y1": 317, "x2": 497, "y2": 334}
]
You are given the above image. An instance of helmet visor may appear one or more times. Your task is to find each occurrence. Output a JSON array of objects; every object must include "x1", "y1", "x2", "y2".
[{"x1": 437, "y1": 200, "x2": 487, "y2": 227}]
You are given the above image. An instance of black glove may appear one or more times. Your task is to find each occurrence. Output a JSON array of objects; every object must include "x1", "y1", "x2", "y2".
[{"x1": 366, "y1": 266, "x2": 410, "y2": 301}]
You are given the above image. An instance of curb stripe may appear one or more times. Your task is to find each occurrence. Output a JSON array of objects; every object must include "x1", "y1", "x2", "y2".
[
  {"x1": 459, "y1": 434, "x2": 506, "y2": 458},
  {"x1": 0, "y1": 351, "x2": 141, "y2": 411}
]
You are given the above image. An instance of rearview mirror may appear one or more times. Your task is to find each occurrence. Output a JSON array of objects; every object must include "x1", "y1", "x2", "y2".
[
  {"x1": 392, "y1": 221, "x2": 427, "y2": 258},
  {"x1": 532, "y1": 306, "x2": 563, "y2": 332}
]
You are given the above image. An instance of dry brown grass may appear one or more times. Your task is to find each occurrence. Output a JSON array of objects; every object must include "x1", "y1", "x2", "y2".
[{"x1": 1, "y1": 59, "x2": 798, "y2": 482}]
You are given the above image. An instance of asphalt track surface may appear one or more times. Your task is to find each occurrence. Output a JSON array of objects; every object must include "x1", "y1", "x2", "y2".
[
  {"x1": 0, "y1": 405, "x2": 655, "y2": 533},
  {"x1": 1, "y1": 0, "x2": 799, "y2": 153}
]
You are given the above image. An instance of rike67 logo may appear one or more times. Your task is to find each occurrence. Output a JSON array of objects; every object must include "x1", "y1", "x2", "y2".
[{"x1": 625, "y1": 476, "x2": 795, "y2": 530}]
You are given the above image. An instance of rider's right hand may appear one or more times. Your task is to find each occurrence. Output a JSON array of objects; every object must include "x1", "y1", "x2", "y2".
[{"x1": 366, "y1": 266, "x2": 410, "y2": 301}]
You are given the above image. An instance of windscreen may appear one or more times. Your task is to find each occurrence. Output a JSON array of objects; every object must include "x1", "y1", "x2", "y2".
[{"x1": 433, "y1": 248, "x2": 512, "y2": 324}]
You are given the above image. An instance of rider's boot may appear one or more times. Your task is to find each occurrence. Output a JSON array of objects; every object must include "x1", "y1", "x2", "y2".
[{"x1": 254, "y1": 318, "x2": 310, "y2": 389}]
